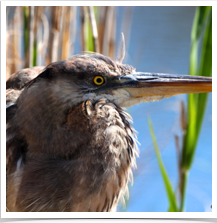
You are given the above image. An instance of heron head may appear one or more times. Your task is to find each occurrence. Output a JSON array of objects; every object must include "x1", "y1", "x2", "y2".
[{"x1": 27, "y1": 53, "x2": 211, "y2": 109}]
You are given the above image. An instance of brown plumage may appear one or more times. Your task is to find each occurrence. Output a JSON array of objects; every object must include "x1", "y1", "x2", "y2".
[
  {"x1": 6, "y1": 54, "x2": 138, "y2": 212},
  {"x1": 6, "y1": 66, "x2": 45, "y2": 90},
  {"x1": 6, "y1": 53, "x2": 212, "y2": 212}
]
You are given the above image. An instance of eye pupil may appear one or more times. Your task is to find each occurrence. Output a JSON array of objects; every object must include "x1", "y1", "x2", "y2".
[{"x1": 96, "y1": 78, "x2": 102, "y2": 83}]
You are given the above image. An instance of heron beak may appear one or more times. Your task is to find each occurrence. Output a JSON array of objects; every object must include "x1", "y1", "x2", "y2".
[{"x1": 119, "y1": 72, "x2": 212, "y2": 98}]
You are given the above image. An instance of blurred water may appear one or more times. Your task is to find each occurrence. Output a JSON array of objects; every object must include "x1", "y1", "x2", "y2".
[{"x1": 115, "y1": 6, "x2": 212, "y2": 212}]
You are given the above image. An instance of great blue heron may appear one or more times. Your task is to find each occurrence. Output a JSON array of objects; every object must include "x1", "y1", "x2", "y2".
[{"x1": 6, "y1": 50, "x2": 212, "y2": 212}]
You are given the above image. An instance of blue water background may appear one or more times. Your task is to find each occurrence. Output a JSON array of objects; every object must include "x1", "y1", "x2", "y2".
[{"x1": 112, "y1": 6, "x2": 212, "y2": 212}]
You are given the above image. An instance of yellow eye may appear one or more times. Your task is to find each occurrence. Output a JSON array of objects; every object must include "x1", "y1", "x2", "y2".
[{"x1": 93, "y1": 76, "x2": 105, "y2": 85}]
